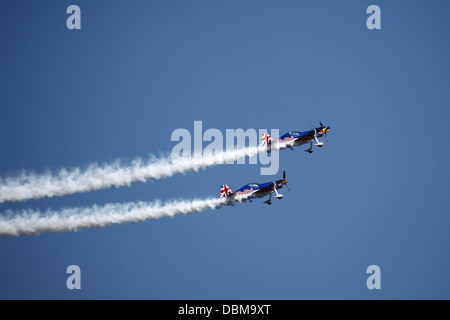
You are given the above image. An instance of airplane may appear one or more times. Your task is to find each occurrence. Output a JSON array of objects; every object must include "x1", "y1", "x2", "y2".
[
  {"x1": 261, "y1": 122, "x2": 330, "y2": 154},
  {"x1": 220, "y1": 171, "x2": 289, "y2": 205}
]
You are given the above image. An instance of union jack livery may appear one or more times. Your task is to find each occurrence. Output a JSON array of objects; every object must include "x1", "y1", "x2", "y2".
[
  {"x1": 220, "y1": 171, "x2": 290, "y2": 205},
  {"x1": 260, "y1": 132, "x2": 273, "y2": 152},
  {"x1": 220, "y1": 184, "x2": 232, "y2": 199}
]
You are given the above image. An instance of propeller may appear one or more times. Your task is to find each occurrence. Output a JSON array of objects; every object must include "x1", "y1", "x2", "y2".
[
  {"x1": 320, "y1": 121, "x2": 329, "y2": 142},
  {"x1": 282, "y1": 170, "x2": 291, "y2": 192}
]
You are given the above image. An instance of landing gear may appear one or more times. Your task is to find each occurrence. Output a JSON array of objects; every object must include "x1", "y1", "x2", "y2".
[
  {"x1": 264, "y1": 183, "x2": 283, "y2": 205},
  {"x1": 305, "y1": 137, "x2": 323, "y2": 153},
  {"x1": 314, "y1": 137, "x2": 323, "y2": 147},
  {"x1": 274, "y1": 186, "x2": 283, "y2": 200},
  {"x1": 264, "y1": 192, "x2": 273, "y2": 205}
]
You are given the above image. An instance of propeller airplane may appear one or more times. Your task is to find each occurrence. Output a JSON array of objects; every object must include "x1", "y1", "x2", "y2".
[
  {"x1": 220, "y1": 171, "x2": 290, "y2": 205},
  {"x1": 261, "y1": 122, "x2": 330, "y2": 154}
]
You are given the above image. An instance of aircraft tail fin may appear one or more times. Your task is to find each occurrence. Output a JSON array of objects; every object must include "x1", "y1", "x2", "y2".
[
  {"x1": 220, "y1": 185, "x2": 233, "y2": 199},
  {"x1": 260, "y1": 132, "x2": 273, "y2": 153}
]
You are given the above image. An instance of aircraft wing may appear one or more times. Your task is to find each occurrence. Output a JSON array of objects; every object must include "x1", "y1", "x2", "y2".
[
  {"x1": 295, "y1": 130, "x2": 315, "y2": 142},
  {"x1": 254, "y1": 182, "x2": 276, "y2": 195}
]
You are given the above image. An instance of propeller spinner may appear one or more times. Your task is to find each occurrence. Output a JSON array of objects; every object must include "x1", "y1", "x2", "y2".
[{"x1": 319, "y1": 121, "x2": 330, "y2": 142}]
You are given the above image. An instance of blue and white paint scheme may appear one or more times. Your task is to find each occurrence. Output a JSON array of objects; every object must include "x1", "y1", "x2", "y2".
[
  {"x1": 220, "y1": 171, "x2": 289, "y2": 205},
  {"x1": 261, "y1": 122, "x2": 331, "y2": 153}
]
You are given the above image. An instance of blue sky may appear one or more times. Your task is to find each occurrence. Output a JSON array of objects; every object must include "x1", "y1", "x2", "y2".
[{"x1": 0, "y1": 0, "x2": 449, "y2": 299}]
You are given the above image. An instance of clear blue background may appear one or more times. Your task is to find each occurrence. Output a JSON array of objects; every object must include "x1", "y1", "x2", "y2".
[{"x1": 1, "y1": 0, "x2": 449, "y2": 299}]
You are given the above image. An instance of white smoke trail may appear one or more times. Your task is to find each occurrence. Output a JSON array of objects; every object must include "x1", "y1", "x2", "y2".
[
  {"x1": 0, "y1": 146, "x2": 265, "y2": 203},
  {"x1": 0, "y1": 142, "x2": 294, "y2": 204},
  {"x1": 0, "y1": 197, "x2": 229, "y2": 237}
]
